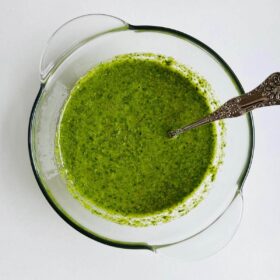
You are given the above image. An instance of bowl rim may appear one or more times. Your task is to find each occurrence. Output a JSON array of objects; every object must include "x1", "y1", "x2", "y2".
[{"x1": 28, "y1": 14, "x2": 255, "y2": 250}]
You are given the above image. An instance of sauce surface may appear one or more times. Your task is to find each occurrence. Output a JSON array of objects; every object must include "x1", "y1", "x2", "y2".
[{"x1": 56, "y1": 54, "x2": 218, "y2": 226}]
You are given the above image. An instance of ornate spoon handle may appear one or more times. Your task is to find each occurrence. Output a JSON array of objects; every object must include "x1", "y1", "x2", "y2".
[{"x1": 169, "y1": 72, "x2": 280, "y2": 137}]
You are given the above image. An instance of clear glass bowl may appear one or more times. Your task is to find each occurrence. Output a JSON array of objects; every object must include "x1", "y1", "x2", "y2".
[{"x1": 28, "y1": 14, "x2": 254, "y2": 260}]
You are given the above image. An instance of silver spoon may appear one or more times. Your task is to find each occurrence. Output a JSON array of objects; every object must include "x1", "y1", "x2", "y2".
[{"x1": 168, "y1": 72, "x2": 280, "y2": 137}]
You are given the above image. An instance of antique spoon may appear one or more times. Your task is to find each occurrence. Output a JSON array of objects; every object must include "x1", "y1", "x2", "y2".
[{"x1": 168, "y1": 72, "x2": 280, "y2": 137}]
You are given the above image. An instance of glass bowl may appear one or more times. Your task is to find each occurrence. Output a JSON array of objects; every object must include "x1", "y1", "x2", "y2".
[{"x1": 28, "y1": 14, "x2": 254, "y2": 260}]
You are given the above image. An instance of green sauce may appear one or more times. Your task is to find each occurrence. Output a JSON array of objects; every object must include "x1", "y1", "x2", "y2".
[{"x1": 56, "y1": 53, "x2": 219, "y2": 226}]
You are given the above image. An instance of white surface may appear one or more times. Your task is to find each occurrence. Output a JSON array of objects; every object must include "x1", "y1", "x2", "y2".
[{"x1": 0, "y1": 0, "x2": 279, "y2": 279}]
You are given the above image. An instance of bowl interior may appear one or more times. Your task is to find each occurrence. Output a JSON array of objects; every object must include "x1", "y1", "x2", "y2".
[{"x1": 29, "y1": 17, "x2": 253, "y2": 247}]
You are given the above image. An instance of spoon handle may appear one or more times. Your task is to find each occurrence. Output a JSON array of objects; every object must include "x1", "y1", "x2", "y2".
[{"x1": 169, "y1": 72, "x2": 280, "y2": 137}]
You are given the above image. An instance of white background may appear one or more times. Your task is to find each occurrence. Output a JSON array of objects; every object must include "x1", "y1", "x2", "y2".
[{"x1": 1, "y1": 0, "x2": 280, "y2": 279}]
